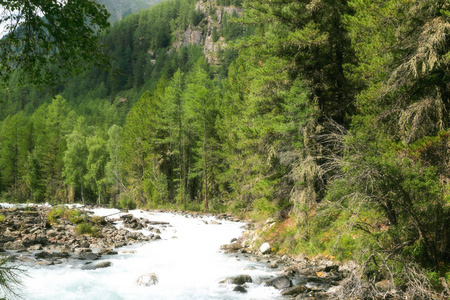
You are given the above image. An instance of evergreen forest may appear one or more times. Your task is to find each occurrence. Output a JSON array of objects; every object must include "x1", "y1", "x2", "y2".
[{"x1": 0, "y1": 0, "x2": 449, "y2": 297}]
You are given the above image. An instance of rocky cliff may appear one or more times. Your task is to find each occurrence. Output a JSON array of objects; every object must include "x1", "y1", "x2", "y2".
[{"x1": 174, "y1": 0, "x2": 243, "y2": 65}]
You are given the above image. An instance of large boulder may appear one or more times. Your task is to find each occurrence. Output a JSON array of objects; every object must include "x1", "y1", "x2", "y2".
[
  {"x1": 260, "y1": 242, "x2": 271, "y2": 254},
  {"x1": 281, "y1": 284, "x2": 307, "y2": 296},
  {"x1": 233, "y1": 285, "x2": 247, "y2": 293},
  {"x1": 136, "y1": 273, "x2": 158, "y2": 286},
  {"x1": 265, "y1": 275, "x2": 292, "y2": 290}
]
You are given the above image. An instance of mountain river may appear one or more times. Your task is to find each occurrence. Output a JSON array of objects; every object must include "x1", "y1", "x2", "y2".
[{"x1": 3, "y1": 206, "x2": 283, "y2": 299}]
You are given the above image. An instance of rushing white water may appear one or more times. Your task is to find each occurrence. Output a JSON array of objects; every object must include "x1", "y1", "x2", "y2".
[{"x1": 10, "y1": 208, "x2": 282, "y2": 300}]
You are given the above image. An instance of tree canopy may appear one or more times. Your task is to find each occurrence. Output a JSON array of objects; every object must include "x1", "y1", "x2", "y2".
[{"x1": 0, "y1": 0, "x2": 110, "y2": 85}]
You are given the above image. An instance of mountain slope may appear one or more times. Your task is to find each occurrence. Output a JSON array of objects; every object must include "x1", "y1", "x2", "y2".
[{"x1": 97, "y1": 0, "x2": 168, "y2": 23}]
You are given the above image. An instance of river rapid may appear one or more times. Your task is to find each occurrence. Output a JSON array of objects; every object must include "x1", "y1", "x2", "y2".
[{"x1": 7, "y1": 207, "x2": 283, "y2": 300}]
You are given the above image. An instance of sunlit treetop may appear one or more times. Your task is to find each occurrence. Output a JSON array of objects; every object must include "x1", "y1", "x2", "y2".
[{"x1": 0, "y1": 0, "x2": 110, "y2": 86}]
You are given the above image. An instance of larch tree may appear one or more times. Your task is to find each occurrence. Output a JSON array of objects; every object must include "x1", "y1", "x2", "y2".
[{"x1": 184, "y1": 59, "x2": 217, "y2": 210}]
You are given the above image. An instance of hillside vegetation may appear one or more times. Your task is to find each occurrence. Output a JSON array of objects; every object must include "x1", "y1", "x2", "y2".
[{"x1": 0, "y1": 0, "x2": 449, "y2": 297}]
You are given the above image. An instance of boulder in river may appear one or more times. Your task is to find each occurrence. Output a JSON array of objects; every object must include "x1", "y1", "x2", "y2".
[
  {"x1": 265, "y1": 275, "x2": 292, "y2": 290},
  {"x1": 78, "y1": 252, "x2": 99, "y2": 260},
  {"x1": 281, "y1": 284, "x2": 307, "y2": 296},
  {"x1": 221, "y1": 242, "x2": 241, "y2": 252},
  {"x1": 81, "y1": 261, "x2": 112, "y2": 270},
  {"x1": 222, "y1": 275, "x2": 253, "y2": 285},
  {"x1": 233, "y1": 285, "x2": 247, "y2": 293},
  {"x1": 136, "y1": 272, "x2": 158, "y2": 286}
]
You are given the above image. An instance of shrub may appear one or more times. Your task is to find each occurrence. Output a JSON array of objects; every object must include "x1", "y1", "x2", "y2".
[
  {"x1": 250, "y1": 197, "x2": 278, "y2": 221},
  {"x1": 46, "y1": 206, "x2": 66, "y2": 224},
  {"x1": 75, "y1": 222, "x2": 101, "y2": 237},
  {"x1": 91, "y1": 216, "x2": 106, "y2": 225},
  {"x1": 118, "y1": 197, "x2": 136, "y2": 210},
  {"x1": 47, "y1": 206, "x2": 83, "y2": 224}
]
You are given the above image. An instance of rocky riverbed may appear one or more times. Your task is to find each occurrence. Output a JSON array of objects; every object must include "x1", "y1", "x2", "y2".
[{"x1": 0, "y1": 204, "x2": 159, "y2": 267}]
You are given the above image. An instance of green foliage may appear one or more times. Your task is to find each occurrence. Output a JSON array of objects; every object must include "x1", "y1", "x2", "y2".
[
  {"x1": 0, "y1": 0, "x2": 110, "y2": 85},
  {"x1": 75, "y1": 222, "x2": 101, "y2": 237},
  {"x1": 0, "y1": 258, "x2": 24, "y2": 299},
  {"x1": 46, "y1": 206, "x2": 83, "y2": 225},
  {"x1": 250, "y1": 198, "x2": 278, "y2": 221},
  {"x1": 117, "y1": 194, "x2": 137, "y2": 210},
  {"x1": 0, "y1": 214, "x2": 4, "y2": 223}
]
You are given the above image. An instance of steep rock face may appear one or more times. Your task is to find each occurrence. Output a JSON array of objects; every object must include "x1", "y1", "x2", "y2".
[
  {"x1": 183, "y1": 25, "x2": 203, "y2": 46},
  {"x1": 176, "y1": 0, "x2": 242, "y2": 65}
]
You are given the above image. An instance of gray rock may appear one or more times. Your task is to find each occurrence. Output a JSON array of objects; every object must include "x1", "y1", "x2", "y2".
[
  {"x1": 74, "y1": 248, "x2": 92, "y2": 255},
  {"x1": 46, "y1": 230, "x2": 58, "y2": 237},
  {"x1": 325, "y1": 265, "x2": 339, "y2": 272},
  {"x1": 78, "y1": 252, "x2": 99, "y2": 260},
  {"x1": 18, "y1": 255, "x2": 36, "y2": 263},
  {"x1": 28, "y1": 244, "x2": 43, "y2": 251},
  {"x1": 36, "y1": 260, "x2": 54, "y2": 266},
  {"x1": 94, "y1": 261, "x2": 112, "y2": 269},
  {"x1": 136, "y1": 272, "x2": 158, "y2": 286},
  {"x1": 3, "y1": 241, "x2": 26, "y2": 251},
  {"x1": 223, "y1": 242, "x2": 241, "y2": 251},
  {"x1": 80, "y1": 240, "x2": 90, "y2": 248},
  {"x1": 35, "y1": 251, "x2": 53, "y2": 259},
  {"x1": 223, "y1": 275, "x2": 253, "y2": 285},
  {"x1": 81, "y1": 261, "x2": 112, "y2": 270},
  {"x1": 53, "y1": 252, "x2": 70, "y2": 259},
  {"x1": 281, "y1": 285, "x2": 307, "y2": 296},
  {"x1": 148, "y1": 227, "x2": 161, "y2": 234},
  {"x1": 260, "y1": 242, "x2": 271, "y2": 254},
  {"x1": 266, "y1": 275, "x2": 292, "y2": 290},
  {"x1": 100, "y1": 249, "x2": 118, "y2": 255},
  {"x1": 269, "y1": 261, "x2": 279, "y2": 268},
  {"x1": 233, "y1": 285, "x2": 247, "y2": 293}
]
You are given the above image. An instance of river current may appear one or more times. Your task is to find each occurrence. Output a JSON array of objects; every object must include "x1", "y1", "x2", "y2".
[{"x1": 4, "y1": 206, "x2": 283, "y2": 299}]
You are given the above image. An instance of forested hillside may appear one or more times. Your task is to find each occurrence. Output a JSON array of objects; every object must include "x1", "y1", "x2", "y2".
[
  {"x1": 97, "y1": 0, "x2": 169, "y2": 23},
  {"x1": 0, "y1": 0, "x2": 449, "y2": 297}
]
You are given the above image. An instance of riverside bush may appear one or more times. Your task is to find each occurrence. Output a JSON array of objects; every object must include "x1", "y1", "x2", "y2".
[
  {"x1": 75, "y1": 222, "x2": 101, "y2": 237},
  {"x1": 47, "y1": 207, "x2": 83, "y2": 224}
]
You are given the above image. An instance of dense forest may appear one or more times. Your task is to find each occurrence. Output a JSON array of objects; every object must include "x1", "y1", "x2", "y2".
[{"x1": 0, "y1": 0, "x2": 449, "y2": 297}]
